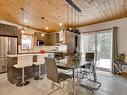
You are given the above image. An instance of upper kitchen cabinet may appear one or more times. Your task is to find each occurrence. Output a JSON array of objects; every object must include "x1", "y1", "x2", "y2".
[
  {"x1": 46, "y1": 33, "x2": 59, "y2": 46},
  {"x1": 65, "y1": 31, "x2": 75, "y2": 55},
  {"x1": 34, "y1": 32, "x2": 59, "y2": 46},
  {"x1": 0, "y1": 23, "x2": 21, "y2": 45}
]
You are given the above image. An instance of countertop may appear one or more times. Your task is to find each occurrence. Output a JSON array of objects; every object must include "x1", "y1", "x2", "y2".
[{"x1": 7, "y1": 53, "x2": 49, "y2": 57}]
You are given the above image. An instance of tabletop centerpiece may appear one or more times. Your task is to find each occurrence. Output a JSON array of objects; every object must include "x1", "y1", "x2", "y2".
[{"x1": 73, "y1": 48, "x2": 82, "y2": 66}]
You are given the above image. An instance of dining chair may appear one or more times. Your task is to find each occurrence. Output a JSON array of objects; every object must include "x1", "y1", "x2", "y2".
[
  {"x1": 79, "y1": 52, "x2": 95, "y2": 79},
  {"x1": 44, "y1": 57, "x2": 72, "y2": 95},
  {"x1": 78, "y1": 53, "x2": 101, "y2": 95}
]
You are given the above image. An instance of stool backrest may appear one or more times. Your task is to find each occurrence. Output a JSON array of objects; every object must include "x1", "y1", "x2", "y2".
[
  {"x1": 18, "y1": 55, "x2": 33, "y2": 67},
  {"x1": 44, "y1": 57, "x2": 59, "y2": 83},
  {"x1": 37, "y1": 54, "x2": 48, "y2": 64}
]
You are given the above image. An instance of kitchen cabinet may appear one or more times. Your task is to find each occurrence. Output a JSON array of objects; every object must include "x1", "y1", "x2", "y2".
[
  {"x1": 34, "y1": 32, "x2": 59, "y2": 46},
  {"x1": 0, "y1": 58, "x2": 7, "y2": 73},
  {"x1": 46, "y1": 33, "x2": 59, "y2": 45},
  {"x1": 0, "y1": 23, "x2": 21, "y2": 45},
  {"x1": 65, "y1": 31, "x2": 75, "y2": 55}
]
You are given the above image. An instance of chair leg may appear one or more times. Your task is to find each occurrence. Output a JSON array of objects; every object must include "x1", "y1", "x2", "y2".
[
  {"x1": 48, "y1": 79, "x2": 72, "y2": 95},
  {"x1": 50, "y1": 82, "x2": 55, "y2": 89},
  {"x1": 16, "y1": 67, "x2": 30, "y2": 87},
  {"x1": 48, "y1": 86, "x2": 61, "y2": 95},
  {"x1": 48, "y1": 82, "x2": 62, "y2": 95},
  {"x1": 67, "y1": 79, "x2": 73, "y2": 93},
  {"x1": 87, "y1": 89, "x2": 94, "y2": 95}
]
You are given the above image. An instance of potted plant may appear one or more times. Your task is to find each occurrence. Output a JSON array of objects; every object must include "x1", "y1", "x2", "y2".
[
  {"x1": 74, "y1": 48, "x2": 82, "y2": 62},
  {"x1": 116, "y1": 53, "x2": 126, "y2": 63}
]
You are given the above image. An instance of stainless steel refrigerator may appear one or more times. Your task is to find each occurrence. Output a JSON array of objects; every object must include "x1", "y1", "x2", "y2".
[{"x1": 0, "y1": 36, "x2": 17, "y2": 73}]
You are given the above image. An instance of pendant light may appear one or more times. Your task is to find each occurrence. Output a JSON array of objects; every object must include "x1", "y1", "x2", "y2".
[
  {"x1": 66, "y1": 3, "x2": 71, "y2": 31},
  {"x1": 20, "y1": 8, "x2": 25, "y2": 33},
  {"x1": 41, "y1": 17, "x2": 45, "y2": 37}
]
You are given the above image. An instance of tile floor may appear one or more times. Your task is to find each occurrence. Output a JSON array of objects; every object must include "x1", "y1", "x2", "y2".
[{"x1": 0, "y1": 72, "x2": 127, "y2": 95}]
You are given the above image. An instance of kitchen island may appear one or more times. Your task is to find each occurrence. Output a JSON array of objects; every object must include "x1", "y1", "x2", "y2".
[{"x1": 7, "y1": 53, "x2": 48, "y2": 84}]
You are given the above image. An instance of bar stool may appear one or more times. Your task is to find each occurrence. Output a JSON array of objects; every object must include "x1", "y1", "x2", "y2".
[
  {"x1": 13, "y1": 55, "x2": 33, "y2": 87},
  {"x1": 33, "y1": 54, "x2": 48, "y2": 80}
]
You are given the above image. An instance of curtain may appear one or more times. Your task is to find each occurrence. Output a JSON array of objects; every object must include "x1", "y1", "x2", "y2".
[{"x1": 112, "y1": 27, "x2": 118, "y2": 74}]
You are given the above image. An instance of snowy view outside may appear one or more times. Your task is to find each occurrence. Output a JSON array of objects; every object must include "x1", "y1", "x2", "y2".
[
  {"x1": 96, "y1": 32, "x2": 112, "y2": 59},
  {"x1": 86, "y1": 32, "x2": 112, "y2": 59},
  {"x1": 81, "y1": 31, "x2": 112, "y2": 71}
]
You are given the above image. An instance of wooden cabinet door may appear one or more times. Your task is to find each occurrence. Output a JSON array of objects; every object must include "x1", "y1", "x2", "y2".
[{"x1": 65, "y1": 31, "x2": 75, "y2": 55}]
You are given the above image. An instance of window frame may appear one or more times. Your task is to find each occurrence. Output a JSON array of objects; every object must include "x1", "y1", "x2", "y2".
[{"x1": 21, "y1": 33, "x2": 34, "y2": 50}]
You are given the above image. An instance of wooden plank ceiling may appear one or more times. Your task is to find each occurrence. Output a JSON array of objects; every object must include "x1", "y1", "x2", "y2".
[{"x1": 0, "y1": 0, "x2": 127, "y2": 32}]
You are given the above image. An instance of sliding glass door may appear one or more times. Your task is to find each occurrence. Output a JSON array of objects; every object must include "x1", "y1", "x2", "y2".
[
  {"x1": 81, "y1": 30, "x2": 113, "y2": 72},
  {"x1": 96, "y1": 31, "x2": 112, "y2": 71},
  {"x1": 80, "y1": 33, "x2": 96, "y2": 65}
]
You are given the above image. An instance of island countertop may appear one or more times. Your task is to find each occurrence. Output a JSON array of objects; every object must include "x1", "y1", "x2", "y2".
[{"x1": 7, "y1": 53, "x2": 50, "y2": 57}]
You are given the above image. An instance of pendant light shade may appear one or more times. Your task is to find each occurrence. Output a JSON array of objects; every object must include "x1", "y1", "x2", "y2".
[
  {"x1": 65, "y1": 3, "x2": 80, "y2": 35},
  {"x1": 41, "y1": 17, "x2": 45, "y2": 37}
]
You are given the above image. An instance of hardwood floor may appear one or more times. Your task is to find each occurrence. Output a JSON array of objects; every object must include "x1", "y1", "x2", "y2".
[{"x1": 0, "y1": 72, "x2": 127, "y2": 95}]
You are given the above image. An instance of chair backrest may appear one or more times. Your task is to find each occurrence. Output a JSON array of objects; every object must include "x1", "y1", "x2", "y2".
[
  {"x1": 18, "y1": 55, "x2": 33, "y2": 67},
  {"x1": 85, "y1": 53, "x2": 95, "y2": 70},
  {"x1": 37, "y1": 54, "x2": 48, "y2": 64},
  {"x1": 44, "y1": 57, "x2": 59, "y2": 83},
  {"x1": 86, "y1": 52, "x2": 94, "y2": 62}
]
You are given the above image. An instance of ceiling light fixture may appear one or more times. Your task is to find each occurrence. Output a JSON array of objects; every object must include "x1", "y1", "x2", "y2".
[
  {"x1": 65, "y1": 4, "x2": 80, "y2": 35},
  {"x1": 41, "y1": 33, "x2": 44, "y2": 37},
  {"x1": 45, "y1": 27, "x2": 49, "y2": 30},
  {"x1": 21, "y1": 28, "x2": 25, "y2": 33},
  {"x1": 59, "y1": 23, "x2": 63, "y2": 26},
  {"x1": 20, "y1": 8, "x2": 25, "y2": 33},
  {"x1": 24, "y1": 19, "x2": 28, "y2": 23},
  {"x1": 41, "y1": 17, "x2": 45, "y2": 37}
]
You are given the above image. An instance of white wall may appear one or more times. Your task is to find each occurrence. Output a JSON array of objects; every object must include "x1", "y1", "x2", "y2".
[{"x1": 78, "y1": 18, "x2": 127, "y2": 55}]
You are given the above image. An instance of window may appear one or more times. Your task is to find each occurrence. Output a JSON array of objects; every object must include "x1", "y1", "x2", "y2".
[{"x1": 21, "y1": 34, "x2": 34, "y2": 50}]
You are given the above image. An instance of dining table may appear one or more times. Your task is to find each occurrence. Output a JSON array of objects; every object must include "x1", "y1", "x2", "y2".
[
  {"x1": 55, "y1": 58, "x2": 99, "y2": 95},
  {"x1": 56, "y1": 58, "x2": 80, "y2": 95}
]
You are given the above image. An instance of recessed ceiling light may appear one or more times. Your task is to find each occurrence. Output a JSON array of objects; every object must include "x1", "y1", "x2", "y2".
[
  {"x1": 59, "y1": 23, "x2": 63, "y2": 26},
  {"x1": 45, "y1": 27, "x2": 49, "y2": 30},
  {"x1": 24, "y1": 19, "x2": 28, "y2": 23},
  {"x1": 41, "y1": 33, "x2": 45, "y2": 37}
]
